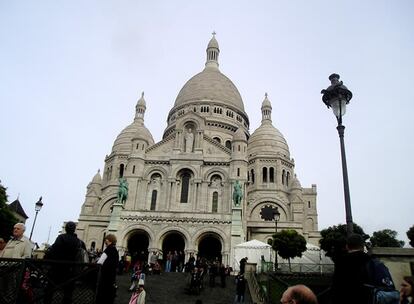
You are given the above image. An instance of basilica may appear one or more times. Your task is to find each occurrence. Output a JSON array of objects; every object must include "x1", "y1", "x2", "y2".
[{"x1": 77, "y1": 35, "x2": 319, "y2": 267}]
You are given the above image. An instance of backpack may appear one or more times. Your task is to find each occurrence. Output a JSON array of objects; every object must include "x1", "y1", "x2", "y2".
[{"x1": 365, "y1": 258, "x2": 399, "y2": 304}]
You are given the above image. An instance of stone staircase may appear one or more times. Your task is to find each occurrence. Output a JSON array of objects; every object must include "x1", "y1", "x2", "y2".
[{"x1": 115, "y1": 272, "x2": 253, "y2": 304}]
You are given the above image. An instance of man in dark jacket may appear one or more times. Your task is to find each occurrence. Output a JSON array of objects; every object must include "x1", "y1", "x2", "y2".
[
  {"x1": 44, "y1": 221, "x2": 85, "y2": 304},
  {"x1": 331, "y1": 234, "x2": 373, "y2": 304},
  {"x1": 45, "y1": 221, "x2": 85, "y2": 260}
]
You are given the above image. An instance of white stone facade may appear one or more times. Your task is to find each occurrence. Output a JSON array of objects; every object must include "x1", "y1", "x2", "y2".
[{"x1": 77, "y1": 35, "x2": 319, "y2": 266}]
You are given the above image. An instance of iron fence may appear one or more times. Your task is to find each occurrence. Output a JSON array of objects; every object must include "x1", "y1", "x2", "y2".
[{"x1": 0, "y1": 258, "x2": 101, "y2": 304}]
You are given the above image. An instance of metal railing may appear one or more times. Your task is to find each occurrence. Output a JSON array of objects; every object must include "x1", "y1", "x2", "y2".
[{"x1": 0, "y1": 258, "x2": 101, "y2": 304}]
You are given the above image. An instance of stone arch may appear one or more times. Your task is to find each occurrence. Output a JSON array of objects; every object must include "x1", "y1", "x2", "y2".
[
  {"x1": 204, "y1": 167, "x2": 228, "y2": 182},
  {"x1": 194, "y1": 230, "x2": 225, "y2": 261},
  {"x1": 119, "y1": 223, "x2": 155, "y2": 249},
  {"x1": 99, "y1": 196, "x2": 117, "y2": 214},
  {"x1": 171, "y1": 165, "x2": 198, "y2": 179},
  {"x1": 212, "y1": 135, "x2": 223, "y2": 144},
  {"x1": 124, "y1": 229, "x2": 151, "y2": 262},
  {"x1": 156, "y1": 226, "x2": 191, "y2": 250},
  {"x1": 193, "y1": 227, "x2": 228, "y2": 252},
  {"x1": 143, "y1": 166, "x2": 168, "y2": 180},
  {"x1": 175, "y1": 112, "x2": 204, "y2": 131}
]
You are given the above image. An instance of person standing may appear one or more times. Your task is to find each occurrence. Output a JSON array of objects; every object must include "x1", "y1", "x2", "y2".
[
  {"x1": 234, "y1": 273, "x2": 246, "y2": 303},
  {"x1": 331, "y1": 233, "x2": 396, "y2": 304},
  {"x1": 96, "y1": 234, "x2": 119, "y2": 304},
  {"x1": 129, "y1": 279, "x2": 146, "y2": 304},
  {"x1": 0, "y1": 223, "x2": 32, "y2": 258},
  {"x1": 44, "y1": 221, "x2": 85, "y2": 304},
  {"x1": 239, "y1": 257, "x2": 247, "y2": 274},
  {"x1": 280, "y1": 285, "x2": 318, "y2": 304},
  {"x1": 400, "y1": 276, "x2": 414, "y2": 304}
]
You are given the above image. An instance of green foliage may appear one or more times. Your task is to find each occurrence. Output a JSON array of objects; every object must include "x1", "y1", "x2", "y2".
[
  {"x1": 407, "y1": 225, "x2": 414, "y2": 248},
  {"x1": 370, "y1": 229, "x2": 404, "y2": 248},
  {"x1": 0, "y1": 182, "x2": 18, "y2": 241},
  {"x1": 319, "y1": 223, "x2": 369, "y2": 262},
  {"x1": 272, "y1": 229, "x2": 307, "y2": 270}
]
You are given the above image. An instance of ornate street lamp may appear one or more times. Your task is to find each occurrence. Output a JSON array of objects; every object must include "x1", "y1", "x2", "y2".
[
  {"x1": 321, "y1": 73, "x2": 354, "y2": 237},
  {"x1": 29, "y1": 196, "x2": 43, "y2": 240}
]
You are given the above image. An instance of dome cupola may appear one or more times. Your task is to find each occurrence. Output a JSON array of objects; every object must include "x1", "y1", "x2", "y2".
[
  {"x1": 112, "y1": 92, "x2": 155, "y2": 153},
  {"x1": 248, "y1": 94, "x2": 290, "y2": 158}
]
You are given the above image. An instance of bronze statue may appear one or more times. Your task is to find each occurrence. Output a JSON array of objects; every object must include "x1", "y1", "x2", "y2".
[
  {"x1": 233, "y1": 180, "x2": 243, "y2": 206},
  {"x1": 117, "y1": 177, "x2": 128, "y2": 205}
]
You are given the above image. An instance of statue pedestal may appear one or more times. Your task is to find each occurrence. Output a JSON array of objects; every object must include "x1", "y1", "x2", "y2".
[
  {"x1": 107, "y1": 202, "x2": 123, "y2": 233},
  {"x1": 231, "y1": 205, "x2": 245, "y2": 270}
]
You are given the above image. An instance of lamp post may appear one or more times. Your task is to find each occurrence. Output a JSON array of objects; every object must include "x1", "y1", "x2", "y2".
[
  {"x1": 273, "y1": 207, "x2": 280, "y2": 270},
  {"x1": 321, "y1": 73, "x2": 354, "y2": 237},
  {"x1": 29, "y1": 196, "x2": 43, "y2": 240}
]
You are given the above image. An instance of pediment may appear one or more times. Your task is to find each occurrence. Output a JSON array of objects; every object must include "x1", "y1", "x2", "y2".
[
  {"x1": 202, "y1": 136, "x2": 232, "y2": 158},
  {"x1": 145, "y1": 135, "x2": 175, "y2": 156}
]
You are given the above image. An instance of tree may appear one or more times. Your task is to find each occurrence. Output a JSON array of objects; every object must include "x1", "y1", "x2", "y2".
[
  {"x1": 407, "y1": 225, "x2": 414, "y2": 248},
  {"x1": 0, "y1": 182, "x2": 18, "y2": 241},
  {"x1": 370, "y1": 229, "x2": 404, "y2": 247},
  {"x1": 319, "y1": 223, "x2": 369, "y2": 262},
  {"x1": 272, "y1": 229, "x2": 307, "y2": 271}
]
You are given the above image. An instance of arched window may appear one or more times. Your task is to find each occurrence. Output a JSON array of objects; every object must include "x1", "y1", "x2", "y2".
[
  {"x1": 247, "y1": 171, "x2": 250, "y2": 182},
  {"x1": 308, "y1": 201, "x2": 311, "y2": 208},
  {"x1": 269, "y1": 167, "x2": 274, "y2": 183},
  {"x1": 132, "y1": 165, "x2": 136, "y2": 174},
  {"x1": 286, "y1": 172, "x2": 290, "y2": 186},
  {"x1": 282, "y1": 169, "x2": 286, "y2": 185},
  {"x1": 213, "y1": 137, "x2": 221, "y2": 143},
  {"x1": 180, "y1": 171, "x2": 191, "y2": 203},
  {"x1": 119, "y1": 164, "x2": 125, "y2": 178},
  {"x1": 212, "y1": 192, "x2": 218, "y2": 213},
  {"x1": 150, "y1": 190, "x2": 157, "y2": 210},
  {"x1": 237, "y1": 168, "x2": 240, "y2": 177},
  {"x1": 262, "y1": 167, "x2": 268, "y2": 183},
  {"x1": 251, "y1": 169, "x2": 255, "y2": 184},
  {"x1": 225, "y1": 140, "x2": 231, "y2": 150}
]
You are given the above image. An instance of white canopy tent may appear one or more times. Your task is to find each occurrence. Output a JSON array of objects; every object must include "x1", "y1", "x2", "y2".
[
  {"x1": 233, "y1": 239, "x2": 273, "y2": 272},
  {"x1": 278, "y1": 243, "x2": 334, "y2": 273}
]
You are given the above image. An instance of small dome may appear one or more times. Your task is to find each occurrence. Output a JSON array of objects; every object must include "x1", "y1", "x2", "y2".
[
  {"x1": 233, "y1": 128, "x2": 247, "y2": 141},
  {"x1": 92, "y1": 170, "x2": 102, "y2": 184},
  {"x1": 174, "y1": 68, "x2": 245, "y2": 111},
  {"x1": 248, "y1": 122, "x2": 290, "y2": 158},
  {"x1": 290, "y1": 174, "x2": 302, "y2": 190},
  {"x1": 132, "y1": 125, "x2": 155, "y2": 143},
  {"x1": 112, "y1": 122, "x2": 154, "y2": 153}
]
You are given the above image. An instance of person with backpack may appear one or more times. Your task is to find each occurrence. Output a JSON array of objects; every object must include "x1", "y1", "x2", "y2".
[{"x1": 331, "y1": 233, "x2": 398, "y2": 304}]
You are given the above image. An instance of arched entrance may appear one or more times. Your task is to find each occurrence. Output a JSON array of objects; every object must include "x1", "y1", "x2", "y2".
[
  {"x1": 127, "y1": 230, "x2": 150, "y2": 263},
  {"x1": 162, "y1": 232, "x2": 185, "y2": 255},
  {"x1": 198, "y1": 234, "x2": 222, "y2": 262},
  {"x1": 162, "y1": 232, "x2": 185, "y2": 272}
]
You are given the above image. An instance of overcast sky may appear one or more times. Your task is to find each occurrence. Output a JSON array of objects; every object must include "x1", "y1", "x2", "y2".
[{"x1": 1, "y1": 1, "x2": 413, "y2": 246}]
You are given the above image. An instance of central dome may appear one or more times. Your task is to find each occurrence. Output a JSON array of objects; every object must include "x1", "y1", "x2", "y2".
[
  {"x1": 173, "y1": 34, "x2": 245, "y2": 112},
  {"x1": 174, "y1": 67, "x2": 245, "y2": 111}
]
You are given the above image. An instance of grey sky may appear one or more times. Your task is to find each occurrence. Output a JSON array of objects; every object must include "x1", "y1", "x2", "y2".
[{"x1": 1, "y1": 1, "x2": 413, "y2": 246}]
